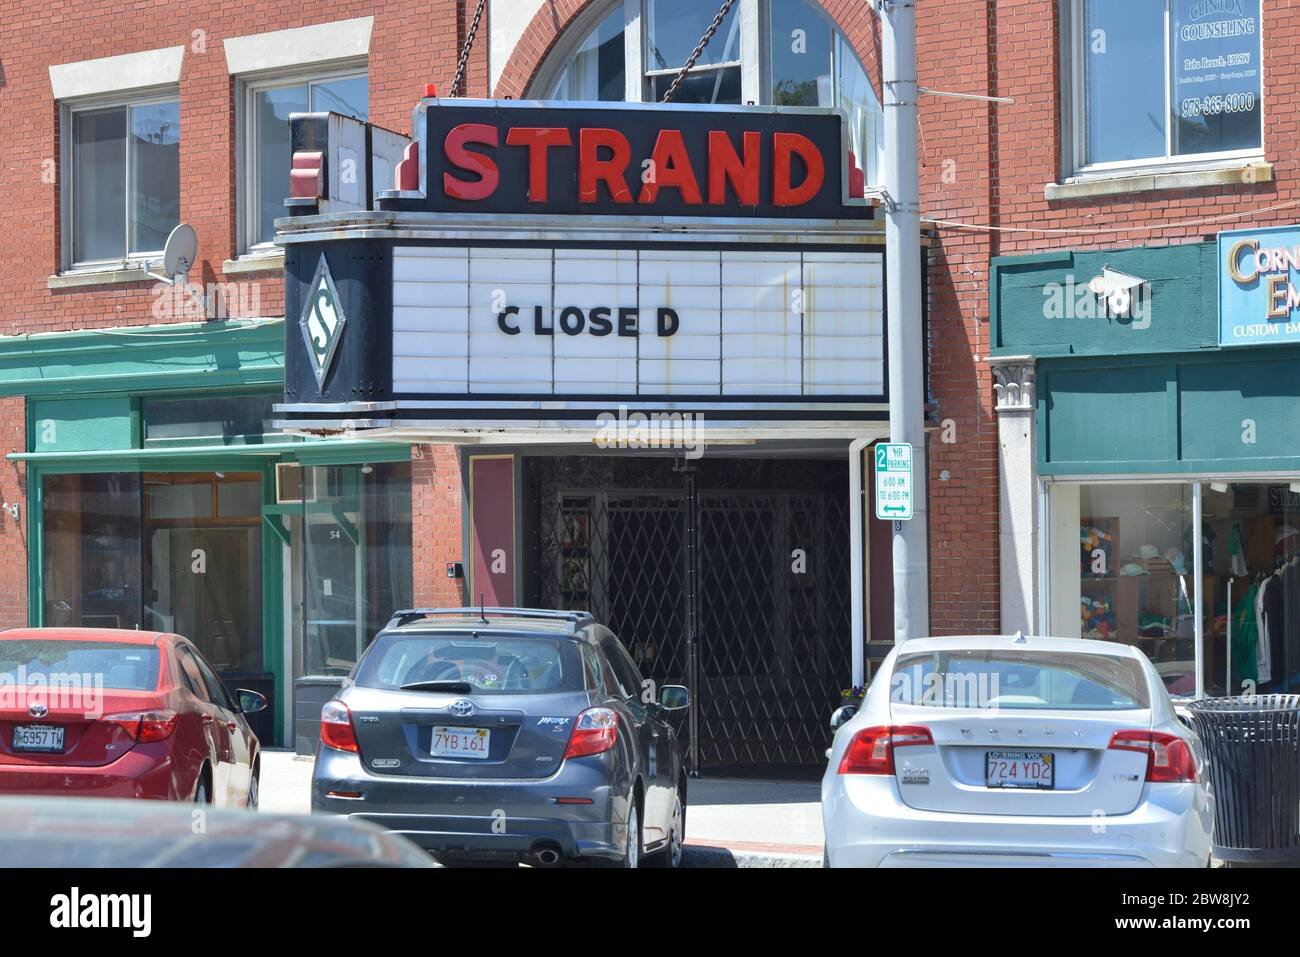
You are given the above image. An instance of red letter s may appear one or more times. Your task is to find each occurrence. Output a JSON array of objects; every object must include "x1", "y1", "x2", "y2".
[{"x1": 443, "y1": 123, "x2": 500, "y2": 201}]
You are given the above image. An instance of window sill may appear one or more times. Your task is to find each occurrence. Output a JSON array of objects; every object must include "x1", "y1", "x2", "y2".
[
  {"x1": 222, "y1": 250, "x2": 285, "y2": 276},
  {"x1": 48, "y1": 264, "x2": 154, "y2": 290},
  {"x1": 1045, "y1": 160, "x2": 1273, "y2": 201}
]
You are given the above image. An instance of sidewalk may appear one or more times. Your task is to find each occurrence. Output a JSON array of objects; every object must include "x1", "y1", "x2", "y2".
[
  {"x1": 258, "y1": 751, "x2": 824, "y2": 867},
  {"x1": 682, "y1": 776, "x2": 823, "y2": 867}
]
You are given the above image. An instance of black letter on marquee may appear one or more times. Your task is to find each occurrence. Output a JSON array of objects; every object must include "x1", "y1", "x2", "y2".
[
  {"x1": 497, "y1": 306, "x2": 521, "y2": 335},
  {"x1": 656, "y1": 307, "x2": 680, "y2": 337},
  {"x1": 559, "y1": 306, "x2": 585, "y2": 335},
  {"x1": 618, "y1": 307, "x2": 639, "y2": 337},
  {"x1": 534, "y1": 305, "x2": 553, "y2": 335},
  {"x1": 588, "y1": 307, "x2": 613, "y2": 336}
]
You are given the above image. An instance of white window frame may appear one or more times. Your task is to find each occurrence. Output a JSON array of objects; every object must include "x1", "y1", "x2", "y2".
[
  {"x1": 535, "y1": 0, "x2": 856, "y2": 108},
  {"x1": 237, "y1": 61, "x2": 367, "y2": 257},
  {"x1": 59, "y1": 87, "x2": 180, "y2": 273},
  {"x1": 1066, "y1": 0, "x2": 1265, "y2": 179}
]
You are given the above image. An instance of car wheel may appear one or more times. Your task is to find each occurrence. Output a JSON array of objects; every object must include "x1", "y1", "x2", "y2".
[
  {"x1": 247, "y1": 769, "x2": 260, "y2": 811},
  {"x1": 645, "y1": 788, "x2": 685, "y2": 868},
  {"x1": 622, "y1": 802, "x2": 641, "y2": 869}
]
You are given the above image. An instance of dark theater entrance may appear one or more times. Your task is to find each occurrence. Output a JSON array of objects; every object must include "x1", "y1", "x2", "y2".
[{"x1": 525, "y1": 455, "x2": 851, "y2": 775}]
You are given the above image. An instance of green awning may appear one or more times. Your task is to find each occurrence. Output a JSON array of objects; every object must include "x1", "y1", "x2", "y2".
[
  {"x1": 7, "y1": 439, "x2": 411, "y2": 469},
  {"x1": 0, "y1": 319, "x2": 284, "y2": 397}
]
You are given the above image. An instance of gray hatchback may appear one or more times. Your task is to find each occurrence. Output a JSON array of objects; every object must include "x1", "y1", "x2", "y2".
[{"x1": 311, "y1": 607, "x2": 690, "y2": 867}]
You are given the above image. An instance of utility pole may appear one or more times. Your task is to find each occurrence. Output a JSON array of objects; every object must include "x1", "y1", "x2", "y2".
[{"x1": 880, "y1": 0, "x2": 930, "y2": 643}]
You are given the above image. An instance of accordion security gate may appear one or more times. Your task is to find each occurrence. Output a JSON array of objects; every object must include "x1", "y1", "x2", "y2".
[{"x1": 533, "y1": 460, "x2": 851, "y2": 774}]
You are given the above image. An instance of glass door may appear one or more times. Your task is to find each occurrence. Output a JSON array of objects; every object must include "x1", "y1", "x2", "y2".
[
  {"x1": 141, "y1": 472, "x2": 264, "y2": 672},
  {"x1": 302, "y1": 466, "x2": 365, "y2": 676}
]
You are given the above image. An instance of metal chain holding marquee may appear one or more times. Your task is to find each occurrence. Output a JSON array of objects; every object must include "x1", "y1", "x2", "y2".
[
  {"x1": 661, "y1": 0, "x2": 738, "y2": 104},
  {"x1": 450, "y1": 0, "x2": 489, "y2": 97}
]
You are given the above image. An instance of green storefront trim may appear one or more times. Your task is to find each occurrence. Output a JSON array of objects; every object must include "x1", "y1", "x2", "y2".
[
  {"x1": 1038, "y1": 347, "x2": 1300, "y2": 476},
  {"x1": 7, "y1": 318, "x2": 413, "y2": 745},
  {"x1": 0, "y1": 319, "x2": 283, "y2": 397},
  {"x1": 989, "y1": 242, "x2": 1219, "y2": 358}
]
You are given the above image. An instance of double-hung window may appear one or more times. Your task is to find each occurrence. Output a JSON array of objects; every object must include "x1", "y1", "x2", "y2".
[
  {"x1": 243, "y1": 70, "x2": 368, "y2": 251},
  {"x1": 1070, "y1": 0, "x2": 1262, "y2": 172},
  {"x1": 643, "y1": 0, "x2": 743, "y2": 104},
  {"x1": 67, "y1": 96, "x2": 180, "y2": 267}
]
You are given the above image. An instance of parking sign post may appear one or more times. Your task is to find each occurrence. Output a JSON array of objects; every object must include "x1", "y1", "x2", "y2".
[
  {"x1": 874, "y1": 443, "x2": 914, "y2": 522},
  {"x1": 879, "y1": 0, "x2": 930, "y2": 642}
]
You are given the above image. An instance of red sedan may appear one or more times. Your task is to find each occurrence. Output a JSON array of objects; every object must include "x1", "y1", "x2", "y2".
[{"x1": 0, "y1": 628, "x2": 264, "y2": 806}]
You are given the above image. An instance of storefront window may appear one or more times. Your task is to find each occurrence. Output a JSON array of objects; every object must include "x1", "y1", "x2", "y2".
[
  {"x1": 1051, "y1": 481, "x2": 1300, "y2": 699},
  {"x1": 301, "y1": 462, "x2": 412, "y2": 676},
  {"x1": 142, "y1": 473, "x2": 263, "y2": 672},
  {"x1": 43, "y1": 473, "x2": 142, "y2": 630},
  {"x1": 1050, "y1": 483, "x2": 1199, "y2": 695},
  {"x1": 143, "y1": 395, "x2": 276, "y2": 446},
  {"x1": 1201, "y1": 483, "x2": 1300, "y2": 697}
]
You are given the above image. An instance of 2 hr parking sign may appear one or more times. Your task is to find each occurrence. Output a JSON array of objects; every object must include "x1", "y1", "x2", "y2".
[{"x1": 874, "y1": 442, "x2": 913, "y2": 521}]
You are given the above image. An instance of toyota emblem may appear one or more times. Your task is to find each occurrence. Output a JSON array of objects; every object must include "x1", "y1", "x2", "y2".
[
  {"x1": 450, "y1": 699, "x2": 475, "y2": 718},
  {"x1": 28, "y1": 702, "x2": 48, "y2": 718}
]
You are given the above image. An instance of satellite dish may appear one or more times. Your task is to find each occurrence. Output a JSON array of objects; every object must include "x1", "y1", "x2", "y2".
[{"x1": 162, "y1": 223, "x2": 199, "y2": 281}]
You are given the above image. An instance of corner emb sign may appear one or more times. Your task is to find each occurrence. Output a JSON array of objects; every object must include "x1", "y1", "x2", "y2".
[
  {"x1": 300, "y1": 255, "x2": 346, "y2": 388},
  {"x1": 874, "y1": 442, "x2": 913, "y2": 520}
]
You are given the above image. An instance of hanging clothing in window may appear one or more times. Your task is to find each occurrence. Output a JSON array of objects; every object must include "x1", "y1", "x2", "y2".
[
  {"x1": 1257, "y1": 577, "x2": 1273, "y2": 685},
  {"x1": 1231, "y1": 580, "x2": 1260, "y2": 689},
  {"x1": 1229, "y1": 523, "x2": 1249, "y2": 578}
]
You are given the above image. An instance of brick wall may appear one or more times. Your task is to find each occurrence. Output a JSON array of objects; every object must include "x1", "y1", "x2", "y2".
[
  {"x1": 0, "y1": 400, "x2": 27, "y2": 629},
  {"x1": 21, "y1": 0, "x2": 1263, "y2": 639},
  {"x1": 411, "y1": 444, "x2": 466, "y2": 609},
  {"x1": 0, "y1": 3, "x2": 494, "y2": 621}
]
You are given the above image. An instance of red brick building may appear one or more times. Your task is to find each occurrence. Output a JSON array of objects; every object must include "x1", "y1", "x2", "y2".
[{"x1": 0, "y1": 0, "x2": 1039, "y2": 764}]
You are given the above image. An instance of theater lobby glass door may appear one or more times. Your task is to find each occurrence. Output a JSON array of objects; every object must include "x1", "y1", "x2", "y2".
[{"x1": 141, "y1": 472, "x2": 264, "y2": 674}]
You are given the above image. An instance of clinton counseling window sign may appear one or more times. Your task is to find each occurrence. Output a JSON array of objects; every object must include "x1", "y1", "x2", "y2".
[
  {"x1": 1219, "y1": 225, "x2": 1300, "y2": 346},
  {"x1": 1171, "y1": 0, "x2": 1261, "y2": 156}
]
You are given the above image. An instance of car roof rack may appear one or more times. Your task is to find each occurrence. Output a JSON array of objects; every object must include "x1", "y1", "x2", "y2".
[{"x1": 384, "y1": 607, "x2": 596, "y2": 632}]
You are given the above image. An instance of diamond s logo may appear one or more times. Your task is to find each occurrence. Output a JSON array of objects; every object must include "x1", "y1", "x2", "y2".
[{"x1": 300, "y1": 255, "x2": 346, "y2": 389}]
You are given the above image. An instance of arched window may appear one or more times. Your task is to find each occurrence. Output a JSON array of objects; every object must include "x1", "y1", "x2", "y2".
[{"x1": 535, "y1": 0, "x2": 884, "y2": 186}]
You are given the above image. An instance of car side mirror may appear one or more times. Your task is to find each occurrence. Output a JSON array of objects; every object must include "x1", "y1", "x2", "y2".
[
  {"x1": 659, "y1": 685, "x2": 690, "y2": 711},
  {"x1": 830, "y1": 704, "x2": 858, "y2": 732},
  {"x1": 236, "y1": 689, "x2": 268, "y2": 714}
]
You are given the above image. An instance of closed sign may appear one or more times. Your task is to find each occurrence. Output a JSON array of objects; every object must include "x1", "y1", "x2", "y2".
[{"x1": 391, "y1": 245, "x2": 884, "y2": 398}]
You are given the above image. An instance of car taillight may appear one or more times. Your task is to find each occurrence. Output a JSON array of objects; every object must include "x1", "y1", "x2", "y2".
[
  {"x1": 103, "y1": 709, "x2": 179, "y2": 743},
  {"x1": 1108, "y1": 730, "x2": 1196, "y2": 783},
  {"x1": 564, "y1": 707, "x2": 618, "y2": 759},
  {"x1": 320, "y1": 700, "x2": 359, "y2": 753},
  {"x1": 837, "y1": 725, "x2": 934, "y2": 775}
]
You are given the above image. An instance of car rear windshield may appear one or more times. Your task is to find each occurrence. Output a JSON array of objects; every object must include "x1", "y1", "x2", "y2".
[
  {"x1": 355, "y1": 633, "x2": 584, "y2": 694},
  {"x1": 0, "y1": 640, "x2": 161, "y2": 692},
  {"x1": 891, "y1": 649, "x2": 1150, "y2": 710}
]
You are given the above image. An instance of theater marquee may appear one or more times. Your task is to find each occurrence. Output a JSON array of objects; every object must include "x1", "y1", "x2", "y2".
[{"x1": 275, "y1": 98, "x2": 893, "y2": 437}]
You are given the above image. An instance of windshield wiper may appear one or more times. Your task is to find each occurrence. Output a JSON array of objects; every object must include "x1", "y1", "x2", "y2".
[{"x1": 400, "y1": 680, "x2": 473, "y2": 693}]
